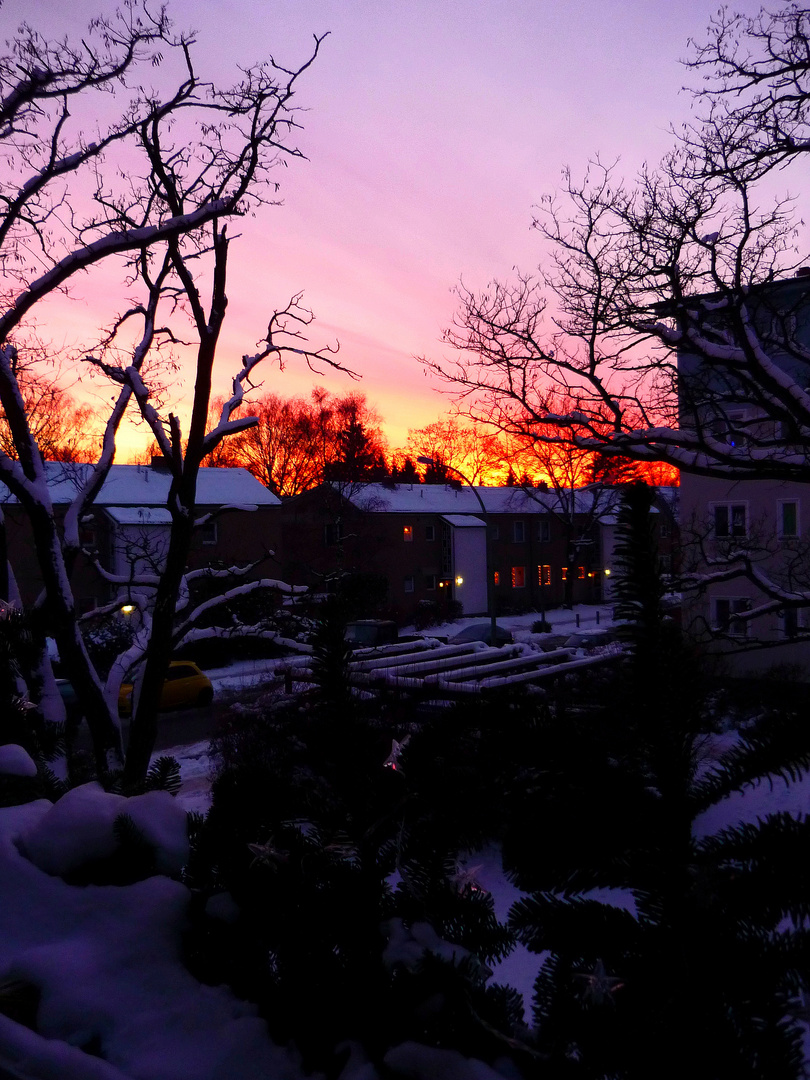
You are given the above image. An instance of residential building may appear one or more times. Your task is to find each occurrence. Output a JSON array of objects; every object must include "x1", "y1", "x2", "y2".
[
  {"x1": 279, "y1": 481, "x2": 619, "y2": 620},
  {"x1": 677, "y1": 273, "x2": 810, "y2": 673},
  {"x1": 1, "y1": 460, "x2": 281, "y2": 612}
]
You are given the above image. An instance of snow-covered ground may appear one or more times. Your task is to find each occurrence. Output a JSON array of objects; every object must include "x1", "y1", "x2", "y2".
[{"x1": 3, "y1": 602, "x2": 808, "y2": 1080}]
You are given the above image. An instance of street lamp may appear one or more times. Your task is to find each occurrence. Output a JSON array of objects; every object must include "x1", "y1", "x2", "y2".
[{"x1": 417, "y1": 457, "x2": 498, "y2": 646}]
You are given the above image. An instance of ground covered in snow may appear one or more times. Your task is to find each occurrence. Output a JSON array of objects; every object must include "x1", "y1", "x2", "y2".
[{"x1": 2, "y1": 602, "x2": 809, "y2": 1080}]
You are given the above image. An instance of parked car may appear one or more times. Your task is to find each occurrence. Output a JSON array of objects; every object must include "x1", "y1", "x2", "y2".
[
  {"x1": 118, "y1": 661, "x2": 213, "y2": 717},
  {"x1": 345, "y1": 620, "x2": 399, "y2": 647},
  {"x1": 448, "y1": 622, "x2": 514, "y2": 647},
  {"x1": 564, "y1": 629, "x2": 618, "y2": 653}
]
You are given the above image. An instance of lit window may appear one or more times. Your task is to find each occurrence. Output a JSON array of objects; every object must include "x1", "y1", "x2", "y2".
[
  {"x1": 493, "y1": 571, "x2": 501, "y2": 586},
  {"x1": 778, "y1": 500, "x2": 799, "y2": 538},
  {"x1": 404, "y1": 575, "x2": 415, "y2": 593},
  {"x1": 537, "y1": 519, "x2": 551, "y2": 543},
  {"x1": 425, "y1": 524, "x2": 435, "y2": 541},
  {"x1": 538, "y1": 565, "x2": 551, "y2": 586},
  {"x1": 511, "y1": 566, "x2": 526, "y2": 588},
  {"x1": 513, "y1": 521, "x2": 526, "y2": 543},
  {"x1": 403, "y1": 525, "x2": 413, "y2": 542},
  {"x1": 578, "y1": 566, "x2": 585, "y2": 580},
  {"x1": 561, "y1": 567, "x2": 568, "y2": 580},
  {"x1": 713, "y1": 597, "x2": 751, "y2": 636},
  {"x1": 713, "y1": 503, "x2": 747, "y2": 538}
]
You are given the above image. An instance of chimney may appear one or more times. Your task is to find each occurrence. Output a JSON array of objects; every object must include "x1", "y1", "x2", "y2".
[
  {"x1": 796, "y1": 267, "x2": 810, "y2": 277},
  {"x1": 151, "y1": 455, "x2": 170, "y2": 472}
]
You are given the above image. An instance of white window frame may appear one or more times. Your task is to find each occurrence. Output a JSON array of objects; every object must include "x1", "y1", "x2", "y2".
[{"x1": 711, "y1": 502, "x2": 748, "y2": 539}]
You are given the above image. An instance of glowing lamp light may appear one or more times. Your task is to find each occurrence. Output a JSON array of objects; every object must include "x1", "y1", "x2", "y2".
[
  {"x1": 604, "y1": 568, "x2": 612, "y2": 576},
  {"x1": 455, "y1": 575, "x2": 464, "y2": 586},
  {"x1": 121, "y1": 604, "x2": 135, "y2": 614}
]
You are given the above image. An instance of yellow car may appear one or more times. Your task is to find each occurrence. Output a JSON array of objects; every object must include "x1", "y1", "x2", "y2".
[{"x1": 118, "y1": 661, "x2": 214, "y2": 717}]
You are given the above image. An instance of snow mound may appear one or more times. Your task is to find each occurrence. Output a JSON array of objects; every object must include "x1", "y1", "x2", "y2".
[
  {"x1": 18, "y1": 782, "x2": 189, "y2": 878},
  {"x1": 0, "y1": 743, "x2": 37, "y2": 777},
  {"x1": 384, "y1": 1040, "x2": 518, "y2": 1079}
]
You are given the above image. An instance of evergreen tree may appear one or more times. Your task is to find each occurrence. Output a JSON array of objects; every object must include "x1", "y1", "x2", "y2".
[{"x1": 504, "y1": 482, "x2": 810, "y2": 1078}]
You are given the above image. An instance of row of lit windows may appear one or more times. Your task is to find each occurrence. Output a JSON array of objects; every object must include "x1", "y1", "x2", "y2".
[{"x1": 404, "y1": 565, "x2": 592, "y2": 592}]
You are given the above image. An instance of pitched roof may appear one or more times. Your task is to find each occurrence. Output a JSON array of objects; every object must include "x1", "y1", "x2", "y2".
[
  {"x1": 333, "y1": 481, "x2": 619, "y2": 517},
  {"x1": 1, "y1": 463, "x2": 280, "y2": 508}
]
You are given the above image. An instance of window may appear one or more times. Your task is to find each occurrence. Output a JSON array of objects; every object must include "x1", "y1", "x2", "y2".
[
  {"x1": 538, "y1": 564, "x2": 551, "y2": 586},
  {"x1": 490, "y1": 524, "x2": 500, "y2": 541},
  {"x1": 659, "y1": 554, "x2": 672, "y2": 574},
  {"x1": 713, "y1": 503, "x2": 747, "y2": 538},
  {"x1": 713, "y1": 597, "x2": 751, "y2": 636},
  {"x1": 778, "y1": 500, "x2": 799, "y2": 538},
  {"x1": 198, "y1": 521, "x2": 217, "y2": 546},
  {"x1": 79, "y1": 522, "x2": 97, "y2": 548},
  {"x1": 425, "y1": 574, "x2": 437, "y2": 591},
  {"x1": 403, "y1": 525, "x2": 413, "y2": 542},
  {"x1": 511, "y1": 566, "x2": 526, "y2": 588},
  {"x1": 493, "y1": 571, "x2": 501, "y2": 587},
  {"x1": 425, "y1": 524, "x2": 435, "y2": 542},
  {"x1": 659, "y1": 520, "x2": 670, "y2": 539},
  {"x1": 324, "y1": 522, "x2": 345, "y2": 546},
  {"x1": 513, "y1": 521, "x2": 526, "y2": 543},
  {"x1": 561, "y1": 567, "x2": 568, "y2": 580},
  {"x1": 578, "y1": 566, "x2": 586, "y2": 580},
  {"x1": 404, "y1": 576, "x2": 415, "y2": 593},
  {"x1": 537, "y1": 519, "x2": 551, "y2": 543},
  {"x1": 781, "y1": 607, "x2": 802, "y2": 638},
  {"x1": 712, "y1": 410, "x2": 748, "y2": 449}
]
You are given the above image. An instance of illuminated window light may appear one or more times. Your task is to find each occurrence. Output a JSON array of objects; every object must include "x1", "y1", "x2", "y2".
[{"x1": 121, "y1": 604, "x2": 135, "y2": 614}]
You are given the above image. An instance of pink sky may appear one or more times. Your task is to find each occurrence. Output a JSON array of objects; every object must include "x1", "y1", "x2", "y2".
[{"x1": 15, "y1": 0, "x2": 770, "y2": 458}]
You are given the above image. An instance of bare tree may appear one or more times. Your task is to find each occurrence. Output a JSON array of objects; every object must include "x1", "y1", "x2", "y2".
[
  {"x1": 406, "y1": 415, "x2": 504, "y2": 484},
  {"x1": 0, "y1": 6, "x2": 343, "y2": 781},
  {"x1": 219, "y1": 388, "x2": 386, "y2": 495},
  {"x1": 425, "y1": 3, "x2": 810, "y2": 622}
]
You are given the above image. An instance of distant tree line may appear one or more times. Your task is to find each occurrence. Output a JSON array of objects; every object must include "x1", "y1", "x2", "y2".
[{"x1": 198, "y1": 389, "x2": 679, "y2": 495}]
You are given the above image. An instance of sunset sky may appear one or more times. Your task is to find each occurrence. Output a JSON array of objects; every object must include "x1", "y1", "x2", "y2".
[{"x1": 12, "y1": 0, "x2": 771, "y2": 458}]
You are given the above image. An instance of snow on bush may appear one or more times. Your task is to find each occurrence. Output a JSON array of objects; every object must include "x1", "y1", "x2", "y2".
[
  {"x1": 17, "y1": 783, "x2": 189, "y2": 878},
  {"x1": 0, "y1": 743, "x2": 37, "y2": 778}
]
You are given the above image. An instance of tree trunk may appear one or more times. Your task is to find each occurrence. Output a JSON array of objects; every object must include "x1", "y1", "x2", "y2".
[{"x1": 123, "y1": 511, "x2": 194, "y2": 787}]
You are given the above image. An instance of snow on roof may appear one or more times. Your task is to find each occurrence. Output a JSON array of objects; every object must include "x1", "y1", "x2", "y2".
[
  {"x1": 442, "y1": 514, "x2": 485, "y2": 527},
  {"x1": 105, "y1": 507, "x2": 173, "y2": 525},
  {"x1": 334, "y1": 482, "x2": 617, "y2": 517},
  {"x1": 1, "y1": 463, "x2": 280, "y2": 508}
]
